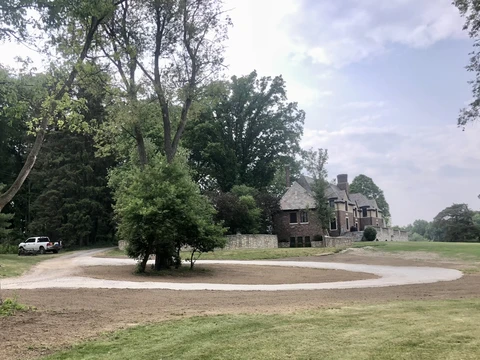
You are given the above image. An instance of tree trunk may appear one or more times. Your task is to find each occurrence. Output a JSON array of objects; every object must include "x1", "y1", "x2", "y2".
[
  {"x1": 0, "y1": 16, "x2": 102, "y2": 213},
  {"x1": 154, "y1": 247, "x2": 173, "y2": 271},
  {"x1": 138, "y1": 249, "x2": 151, "y2": 273}
]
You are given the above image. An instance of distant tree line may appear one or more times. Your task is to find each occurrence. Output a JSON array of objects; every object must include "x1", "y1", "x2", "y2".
[{"x1": 403, "y1": 204, "x2": 480, "y2": 243}]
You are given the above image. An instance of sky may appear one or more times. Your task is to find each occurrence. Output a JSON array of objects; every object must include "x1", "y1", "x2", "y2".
[
  {"x1": 221, "y1": 0, "x2": 480, "y2": 225},
  {"x1": 1, "y1": 0, "x2": 479, "y2": 225}
]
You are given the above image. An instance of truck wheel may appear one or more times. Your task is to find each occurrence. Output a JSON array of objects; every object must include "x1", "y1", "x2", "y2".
[
  {"x1": 39, "y1": 247, "x2": 45, "y2": 255},
  {"x1": 18, "y1": 247, "x2": 24, "y2": 256}
]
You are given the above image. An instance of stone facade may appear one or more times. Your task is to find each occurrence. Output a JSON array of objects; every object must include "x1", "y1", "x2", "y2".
[{"x1": 224, "y1": 234, "x2": 278, "y2": 250}]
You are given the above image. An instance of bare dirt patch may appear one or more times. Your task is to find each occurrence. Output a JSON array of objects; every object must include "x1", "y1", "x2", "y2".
[
  {"x1": 80, "y1": 264, "x2": 377, "y2": 284},
  {"x1": 2, "y1": 251, "x2": 480, "y2": 360}
]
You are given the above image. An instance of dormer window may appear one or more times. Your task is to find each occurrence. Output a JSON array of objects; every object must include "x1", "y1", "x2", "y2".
[
  {"x1": 329, "y1": 199, "x2": 335, "y2": 208},
  {"x1": 345, "y1": 202, "x2": 348, "y2": 211}
]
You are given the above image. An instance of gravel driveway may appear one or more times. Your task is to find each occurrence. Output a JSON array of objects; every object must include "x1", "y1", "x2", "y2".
[{"x1": 2, "y1": 248, "x2": 463, "y2": 291}]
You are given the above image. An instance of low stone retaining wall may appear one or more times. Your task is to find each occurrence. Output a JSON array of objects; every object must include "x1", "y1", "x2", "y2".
[
  {"x1": 365, "y1": 226, "x2": 409, "y2": 242},
  {"x1": 224, "y1": 234, "x2": 278, "y2": 250},
  {"x1": 118, "y1": 240, "x2": 127, "y2": 251},
  {"x1": 324, "y1": 236, "x2": 353, "y2": 248}
]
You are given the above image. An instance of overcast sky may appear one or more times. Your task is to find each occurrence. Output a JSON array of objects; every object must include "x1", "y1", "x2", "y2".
[
  {"x1": 1, "y1": 0, "x2": 479, "y2": 225},
  {"x1": 222, "y1": 0, "x2": 480, "y2": 225}
]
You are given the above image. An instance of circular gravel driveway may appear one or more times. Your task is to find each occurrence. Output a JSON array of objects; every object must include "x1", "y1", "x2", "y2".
[{"x1": 2, "y1": 249, "x2": 463, "y2": 291}]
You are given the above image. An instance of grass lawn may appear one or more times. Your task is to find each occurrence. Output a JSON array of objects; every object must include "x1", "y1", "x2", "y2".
[
  {"x1": 353, "y1": 241, "x2": 480, "y2": 262},
  {"x1": 98, "y1": 247, "x2": 338, "y2": 260},
  {"x1": 0, "y1": 254, "x2": 57, "y2": 278},
  {"x1": 45, "y1": 299, "x2": 480, "y2": 360}
]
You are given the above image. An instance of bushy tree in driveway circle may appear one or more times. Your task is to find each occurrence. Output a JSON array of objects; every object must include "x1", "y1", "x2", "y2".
[{"x1": 110, "y1": 154, "x2": 226, "y2": 272}]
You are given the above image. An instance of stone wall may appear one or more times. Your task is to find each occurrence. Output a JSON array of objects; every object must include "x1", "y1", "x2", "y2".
[
  {"x1": 118, "y1": 240, "x2": 127, "y2": 251},
  {"x1": 323, "y1": 236, "x2": 353, "y2": 248},
  {"x1": 365, "y1": 226, "x2": 409, "y2": 242},
  {"x1": 224, "y1": 234, "x2": 278, "y2": 250}
]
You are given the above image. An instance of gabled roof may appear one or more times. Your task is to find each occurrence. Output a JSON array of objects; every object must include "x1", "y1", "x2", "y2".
[
  {"x1": 279, "y1": 174, "x2": 380, "y2": 211},
  {"x1": 349, "y1": 193, "x2": 380, "y2": 210},
  {"x1": 279, "y1": 181, "x2": 316, "y2": 210}
]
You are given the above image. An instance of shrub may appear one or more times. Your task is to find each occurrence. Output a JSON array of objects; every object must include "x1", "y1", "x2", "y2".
[
  {"x1": 363, "y1": 227, "x2": 377, "y2": 241},
  {"x1": 0, "y1": 297, "x2": 33, "y2": 316}
]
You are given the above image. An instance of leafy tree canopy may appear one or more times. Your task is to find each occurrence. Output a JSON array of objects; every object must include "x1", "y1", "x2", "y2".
[
  {"x1": 433, "y1": 203, "x2": 479, "y2": 242},
  {"x1": 454, "y1": 0, "x2": 480, "y2": 128},
  {"x1": 110, "y1": 154, "x2": 226, "y2": 272},
  {"x1": 184, "y1": 71, "x2": 305, "y2": 192},
  {"x1": 303, "y1": 148, "x2": 333, "y2": 233},
  {"x1": 349, "y1": 174, "x2": 391, "y2": 223}
]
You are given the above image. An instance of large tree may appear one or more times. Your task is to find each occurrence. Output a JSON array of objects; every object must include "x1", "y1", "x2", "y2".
[
  {"x1": 303, "y1": 148, "x2": 333, "y2": 234},
  {"x1": 0, "y1": 0, "x2": 121, "y2": 212},
  {"x1": 349, "y1": 174, "x2": 391, "y2": 224},
  {"x1": 94, "y1": 0, "x2": 231, "y2": 167},
  {"x1": 432, "y1": 203, "x2": 479, "y2": 242},
  {"x1": 183, "y1": 71, "x2": 305, "y2": 192},
  {"x1": 454, "y1": 0, "x2": 480, "y2": 128},
  {"x1": 111, "y1": 154, "x2": 226, "y2": 272}
]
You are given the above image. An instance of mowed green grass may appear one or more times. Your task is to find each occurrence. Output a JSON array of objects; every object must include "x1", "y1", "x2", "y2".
[
  {"x1": 353, "y1": 241, "x2": 480, "y2": 261},
  {"x1": 0, "y1": 254, "x2": 57, "y2": 278},
  {"x1": 45, "y1": 300, "x2": 480, "y2": 360},
  {"x1": 98, "y1": 247, "x2": 337, "y2": 260}
]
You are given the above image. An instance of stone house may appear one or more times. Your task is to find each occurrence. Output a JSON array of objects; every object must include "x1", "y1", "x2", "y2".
[{"x1": 273, "y1": 174, "x2": 385, "y2": 247}]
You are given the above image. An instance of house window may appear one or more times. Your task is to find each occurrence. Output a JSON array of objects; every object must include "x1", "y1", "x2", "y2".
[
  {"x1": 300, "y1": 211, "x2": 308, "y2": 223},
  {"x1": 362, "y1": 208, "x2": 367, "y2": 217},
  {"x1": 354, "y1": 208, "x2": 357, "y2": 217},
  {"x1": 305, "y1": 236, "x2": 311, "y2": 247},
  {"x1": 297, "y1": 237, "x2": 304, "y2": 247},
  {"x1": 345, "y1": 202, "x2": 348, "y2": 211},
  {"x1": 346, "y1": 217, "x2": 349, "y2": 230},
  {"x1": 376, "y1": 209, "x2": 378, "y2": 218},
  {"x1": 355, "y1": 222, "x2": 359, "y2": 231},
  {"x1": 330, "y1": 218, "x2": 337, "y2": 230},
  {"x1": 289, "y1": 212, "x2": 297, "y2": 224},
  {"x1": 290, "y1": 237, "x2": 296, "y2": 247},
  {"x1": 329, "y1": 199, "x2": 335, "y2": 208}
]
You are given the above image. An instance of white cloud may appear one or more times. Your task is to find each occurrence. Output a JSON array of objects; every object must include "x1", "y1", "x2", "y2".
[
  {"x1": 301, "y1": 123, "x2": 480, "y2": 225},
  {"x1": 288, "y1": 0, "x2": 466, "y2": 67},
  {"x1": 342, "y1": 101, "x2": 386, "y2": 109}
]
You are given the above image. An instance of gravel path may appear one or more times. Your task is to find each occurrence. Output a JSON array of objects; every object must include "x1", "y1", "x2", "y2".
[{"x1": 2, "y1": 249, "x2": 463, "y2": 291}]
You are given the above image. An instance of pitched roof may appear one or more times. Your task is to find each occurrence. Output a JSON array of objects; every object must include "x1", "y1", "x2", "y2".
[
  {"x1": 279, "y1": 181, "x2": 316, "y2": 210},
  {"x1": 349, "y1": 193, "x2": 380, "y2": 210},
  {"x1": 279, "y1": 174, "x2": 380, "y2": 211}
]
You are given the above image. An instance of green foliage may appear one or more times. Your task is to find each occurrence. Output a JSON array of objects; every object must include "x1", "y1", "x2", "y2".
[
  {"x1": 432, "y1": 204, "x2": 480, "y2": 242},
  {"x1": 209, "y1": 185, "x2": 279, "y2": 235},
  {"x1": 454, "y1": 0, "x2": 480, "y2": 128},
  {"x1": 303, "y1": 148, "x2": 333, "y2": 232},
  {"x1": 110, "y1": 155, "x2": 226, "y2": 272},
  {"x1": 184, "y1": 71, "x2": 305, "y2": 191},
  {"x1": 350, "y1": 174, "x2": 391, "y2": 223},
  {"x1": 26, "y1": 72, "x2": 115, "y2": 246},
  {"x1": 409, "y1": 232, "x2": 428, "y2": 242},
  {"x1": 0, "y1": 296, "x2": 32, "y2": 317},
  {"x1": 411, "y1": 219, "x2": 429, "y2": 237},
  {"x1": 363, "y1": 227, "x2": 377, "y2": 241}
]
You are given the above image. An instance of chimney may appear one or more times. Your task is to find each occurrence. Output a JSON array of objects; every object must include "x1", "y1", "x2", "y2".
[
  {"x1": 337, "y1": 174, "x2": 349, "y2": 195},
  {"x1": 285, "y1": 166, "x2": 291, "y2": 188}
]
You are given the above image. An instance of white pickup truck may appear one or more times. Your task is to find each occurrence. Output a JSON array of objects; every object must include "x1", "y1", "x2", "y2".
[{"x1": 18, "y1": 237, "x2": 62, "y2": 255}]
